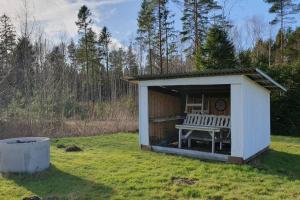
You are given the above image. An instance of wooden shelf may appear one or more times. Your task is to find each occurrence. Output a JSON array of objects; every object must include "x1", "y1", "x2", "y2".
[{"x1": 150, "y1": 115, "x2": 185, "y2": 123}]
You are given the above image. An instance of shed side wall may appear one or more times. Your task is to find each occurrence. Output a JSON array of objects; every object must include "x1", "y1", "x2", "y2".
[
  {"x1": 242, "y1": 76, "x2": 271, "y2": 160},
  {"x1": 139, "y1": 86, "x2": 149, "y2": 146},
  {"x1": 230, "y1": 84, "x2": 244, "y2": 158}
]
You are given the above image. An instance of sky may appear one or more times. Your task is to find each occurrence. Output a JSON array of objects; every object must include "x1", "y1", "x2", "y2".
[{"x1": 0, "y1": 0, "x2": 299, "y2": 49}]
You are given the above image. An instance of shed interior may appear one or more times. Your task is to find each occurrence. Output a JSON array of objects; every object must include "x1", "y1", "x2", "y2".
[{"x1": 148, "y1": 84, "x2": 231, "y2": 155}]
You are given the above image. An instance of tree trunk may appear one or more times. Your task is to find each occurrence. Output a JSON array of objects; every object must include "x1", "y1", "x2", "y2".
[
  {"x1": 280, "y1": 0, "x2": 284, "y2": 63},
  {"x1": 158, "y1": 0, "x2": 163, "y2": 73},
  {"x1": 84, "y1": 26, "x2": 90, "y2": 103}
]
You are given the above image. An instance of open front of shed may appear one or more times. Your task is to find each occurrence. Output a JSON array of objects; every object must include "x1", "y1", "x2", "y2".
[{"x1": 128, "y1": 68, "x2": 287, "y2": 163}]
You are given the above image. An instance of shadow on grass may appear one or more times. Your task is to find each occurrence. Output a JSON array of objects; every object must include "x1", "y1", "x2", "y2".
[
  {"x1": 249, "y1": 149, "x2": 300, "y2": 180},
  {"x1": 4, "y1": 164, "x2": 113, "y2": 199}
]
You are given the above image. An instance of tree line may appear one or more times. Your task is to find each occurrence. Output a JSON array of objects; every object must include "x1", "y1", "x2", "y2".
[
  {"x1": 0, "y1": 6, "x2": 138, "y2": 123},
  {"x1": 0, "y1": 0, "x2": 299, "y2": 135}
]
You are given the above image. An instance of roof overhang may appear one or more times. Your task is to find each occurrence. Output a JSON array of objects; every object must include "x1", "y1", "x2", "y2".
[{"x1": 126, "y1": 68, "x2": 287, "y2": 92}]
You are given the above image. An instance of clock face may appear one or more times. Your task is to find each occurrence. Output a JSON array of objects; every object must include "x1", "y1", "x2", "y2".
[{"x1": 215, "y1": 99, "x2": 227, "y2": 112}]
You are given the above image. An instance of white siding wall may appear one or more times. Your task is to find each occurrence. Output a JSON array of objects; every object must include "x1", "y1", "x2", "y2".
[
  {"x1": 139, "y1": 86, "x2": 149, "y2": 145},
  {"x1": 242, "y1": 76, "x2": 270, "y2": 159},
  {"x1": 230, "y1": 84, "x2": 244, "y2": 158}
]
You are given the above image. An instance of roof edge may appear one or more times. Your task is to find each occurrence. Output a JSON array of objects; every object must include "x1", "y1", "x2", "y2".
[
  {"x1": 125, "y1": 68, "x2": 287, "y2": 92},
  {"x1": 255, "y1": 68, "x2": 287, "y2": 92}
]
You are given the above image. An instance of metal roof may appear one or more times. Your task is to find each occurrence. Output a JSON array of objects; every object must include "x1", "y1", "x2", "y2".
[{"x1": 126, "y1": 68, "x2": 287, "y2": 92}]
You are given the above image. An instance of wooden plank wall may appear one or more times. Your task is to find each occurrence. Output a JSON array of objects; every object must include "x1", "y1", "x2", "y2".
[{"x1": 148, "y1": 90, "x2": 182, "y2": 145}]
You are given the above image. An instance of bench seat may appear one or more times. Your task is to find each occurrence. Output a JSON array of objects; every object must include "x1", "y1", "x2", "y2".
[
  {"x1": 175, "y1": 124, "x2": 221, "y2": 132},
  {"x1": 175, "y1": 114, "x2": 231, "y2": 153}
]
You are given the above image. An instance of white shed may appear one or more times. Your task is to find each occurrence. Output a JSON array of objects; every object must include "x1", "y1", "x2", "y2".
[{"x1": 129, "y1": 68, "x2": 286, "y2": 163}]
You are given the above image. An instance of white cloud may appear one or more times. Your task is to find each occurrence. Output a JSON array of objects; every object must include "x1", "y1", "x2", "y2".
[{"x1": 0, "y1": 0, "x2": 130, "y2": 48}]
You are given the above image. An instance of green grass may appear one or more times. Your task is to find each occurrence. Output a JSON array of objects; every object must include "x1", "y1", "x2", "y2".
[{"x1": 0, "y1": 134, "x2": 300, "y2": 200}]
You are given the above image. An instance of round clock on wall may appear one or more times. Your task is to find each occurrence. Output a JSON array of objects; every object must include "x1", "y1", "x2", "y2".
[{"x1": 215, "y1": 99, "x2": 227, "y2": 112}]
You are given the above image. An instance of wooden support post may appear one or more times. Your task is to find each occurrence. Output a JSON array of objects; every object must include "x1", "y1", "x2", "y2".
[
  {"x1": 178, "y1": 129, "x2": 182, "y2": 149},
  {"x1": 219, "y1": 132, "x2": 223, "y2": 150},
  {"x1": 188, "y1": 138, "x2": 191, "y2": 148},
  {"x1": 211, "y1": 131, "x2": 215, "y2": 153}
]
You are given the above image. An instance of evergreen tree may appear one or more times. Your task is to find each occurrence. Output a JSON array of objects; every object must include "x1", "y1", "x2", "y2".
[
  {"x1": 161, "y1": 0, "x2": 177, "y2": 73},
  {"x1": 285, "y1": 27, "x2": 300, "y2": 63},
  {"x1": 67, "y1": 39, "x2": 77, "y2": 68},
  {"x1": 87, "y1": 29, "x2": 99, "y2": 103},
  {"x1": 264, "y1": 0, "x2": 299, "y2": 62},
  {"x1": 98, "y1": 26, "x2": 111, "y2": 101},
  {"x1": 238, "y1": 50, "x2": 253, "y2": 68},
  {"x1": 76, "y1": 5, "x2": 93, "y2": 101},
  {"x1": 47, "y1": 46, "x2": 66, "y2": 118},
  {"x1": 154, "y1": 0, "x2": 165, "y2": 73},
  {"x1": 67, "y1": 39, "x2": 79, "y2": 102},
  {"x1": 181, "y1": 0, "x2": 220, "y2": 60},
  {"x1": 0, "y1": 14, "x2": 16, "y2": 75},
  {"x1": 137, "y1": 0, "x2": 156, "y2": 74},
  {"x1": 13, "y1": 37, "x2": 35, "y2": 101},
  {"x1": 126, "y1": 44, "x2": 139, "y2": 76},
  {"x1": 109, "y1": 48, "x2": 126, "y2": 100},
  {"x1": 98, "y1": 27, "x2": 111, "y2": 78},
  {"x1": 110, "y1": 48, "x2": 125, "y2": 78},
  {"x1": 199, "y1": 25, "x2": 236, "y2": 69},
  {"x1": 251, "y1": 39, "x2": 271, "y2": 69},
  {"x1": 77, "y1": 29, "x2": 98, "y2": 102}
]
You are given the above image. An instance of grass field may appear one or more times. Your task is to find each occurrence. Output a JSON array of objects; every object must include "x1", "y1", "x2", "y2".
[{"x1": 0, "y1": 133, "x2": 299, "y2": 200}]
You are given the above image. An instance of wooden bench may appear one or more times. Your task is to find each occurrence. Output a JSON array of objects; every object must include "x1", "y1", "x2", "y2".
[{"x1": 175, "y1": 114, "x2": 231, "y2": 153}]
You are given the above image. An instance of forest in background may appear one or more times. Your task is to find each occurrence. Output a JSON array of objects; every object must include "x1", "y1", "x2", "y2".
[{"x1": 0, "y1": 0, "x2": 299, "y2": 138}]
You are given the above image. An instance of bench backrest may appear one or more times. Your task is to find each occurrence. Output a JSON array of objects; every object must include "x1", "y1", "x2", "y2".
[{"x1": 183, "y1": 114, "x2": 231, "y2": 128}]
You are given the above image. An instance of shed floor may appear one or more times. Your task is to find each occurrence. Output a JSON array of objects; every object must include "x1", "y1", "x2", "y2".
[{"x1": 160, "y1": 139, "x2": 231, "y2": 155}]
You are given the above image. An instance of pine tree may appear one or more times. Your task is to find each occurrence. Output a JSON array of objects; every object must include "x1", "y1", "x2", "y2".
[
  {"x1": 77, "y1": 29, "x2": 98, "y2": 102},
  {"x1": 110, "y1": 48, "x2": 125, "y2": 77},
  {"x1": 98, "y1": 27, "x2": 111, "y2": 78},
  {"x1": 200, "y1": 25, "x2": 236, "y2": 69},
  {"x1": 264, "y1": 0, "x2": 299, "y2": 62},
  {"x1": 137, "y1": 0, "x2": 156, "y2": 74},
  {"x1": 238, "y1": 50, "x2": 253, "y2": 68},
  {"x1": 67, "y1": 39, "x2": 80, "y2": 103},
  {"x1": 47, "y1": 46, "x2": 66, "y2": 118},
  {"x1": 161, "y1": 0, "x2": 177, "y2": 74},
  {"x1": 285, "y1": 27, "x2": 300, "y2": 63},
  {"x1": 98, "y1": 26, "x2": 111, "y2": 101},
  {"x1": 126, "y1": 44, "x2": 139, "y2": 76},
  {"x1": 109, "y1": 48, "x2": 126, "y2": 100},
  {"x1": 67, "y1": 39, "x2": 77, "y2": 68},
  {"x1": 76, "y1": 5, "x2": 93, "y2": 102},
  {"x1": 251, "y1": 39, "x2": 270, "y2": 68},
  {"x1": 181, "y1": 0, "x2": 220, "y2": 60},
  {"x1": 154, "y1": 0, "x2": 164, "y2": 73},
  {"x1": 0, "y1": 14, "x2": 16, "y2": 75},
  {"x1": 13, "y1": 37, "x2": 35, "y2": 101},
  {"x1": 87, "y1": 29, "x2": 99, "y2": 104}
]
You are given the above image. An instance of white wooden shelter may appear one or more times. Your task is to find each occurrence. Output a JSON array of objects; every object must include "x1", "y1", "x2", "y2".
[{"x1": 129, "y1": 68, "x2": 286, "y2": 163}]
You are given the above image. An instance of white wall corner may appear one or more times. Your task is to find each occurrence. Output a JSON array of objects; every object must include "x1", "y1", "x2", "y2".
[
  {"x1": 139, "y1": 86, "x2": 149, "y2": 146},
  {"x1": 241, "y1": 76, "x2": 271, "y2": 159},
  {"x1": 230, "y1": 84, "x2": 244, "y2": 158}
]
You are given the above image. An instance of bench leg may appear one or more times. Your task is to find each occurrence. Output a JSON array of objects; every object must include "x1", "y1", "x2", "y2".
[
  {"x1": 188, "y1": 138, "x2": 191, "y2": 148},
  {"x1": 220, "y1": 132, "x2": 223, "y2": 150},
  {"x1": 178, "y1": 129, "x2": 182, "y2": 149},
  {"x1": 211, "y1": 131, "x2": 215, "y2": 154}
]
